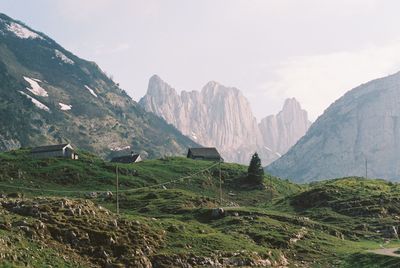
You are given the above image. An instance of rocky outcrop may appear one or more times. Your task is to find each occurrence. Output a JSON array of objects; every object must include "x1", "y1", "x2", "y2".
[
  {"x1": 0, "y1": 197, "x2": 163, "y2": 267},
  {"x1": 140, "y1": 76, "x2": 311, "y2": 165},
  {"x1": 0, "y1": 134, "x2": 21, "y2": 152},
  {"x1": 267, "y1": 71, "x2": 400, "y2": 182},
  {"x1": 0, "y1": 195, "x2": 292, "y2": 267},
  {"x1": 140, "y1": 75, "x2": 263, "y2": 164}
]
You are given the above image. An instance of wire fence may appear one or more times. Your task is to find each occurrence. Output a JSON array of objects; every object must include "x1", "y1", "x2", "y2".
[{"x1": 0, "y1": 161, "x2": 220, "y2": 195}]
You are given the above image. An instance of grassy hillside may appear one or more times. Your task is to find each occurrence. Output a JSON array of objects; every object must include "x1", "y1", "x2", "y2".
[
  {"x1": 270, "y1": 177, "x2": 400, "y2": 240},
  {"x1": 0, "y1": 149, "x2": 300, "y2": 200},
  {"x1": 0, "y1": 150, "x2": 399, "y2": 267}
]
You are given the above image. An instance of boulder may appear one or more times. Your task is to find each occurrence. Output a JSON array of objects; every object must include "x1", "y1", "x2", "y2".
[{"x1": 211, "y1": 208, "x2": 225, "y2": 219}]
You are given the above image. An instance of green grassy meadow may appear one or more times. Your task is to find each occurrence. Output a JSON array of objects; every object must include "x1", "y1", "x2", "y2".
[{"x1": 0, "y1": 149, "x2": 399, "y2": 267}]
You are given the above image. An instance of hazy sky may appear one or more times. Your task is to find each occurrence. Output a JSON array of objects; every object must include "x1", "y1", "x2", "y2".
[{"x1": 2, "y1": 0, "x2": 400, "y2": 120}]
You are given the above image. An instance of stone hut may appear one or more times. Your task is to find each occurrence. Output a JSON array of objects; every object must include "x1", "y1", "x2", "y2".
[
  {"x1": 31, "y1": 143, "x2": 78, "y2": 159},
  {"x1": 111, "y1": 153, "x2": 142, "y2": 164},
  {"x1": 187, "y1": 147, "x2": 223, "y2": 162}
]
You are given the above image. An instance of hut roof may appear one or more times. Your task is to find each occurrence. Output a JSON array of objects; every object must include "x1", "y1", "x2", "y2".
[
  {"x1": 187, "y1": 147, "x2": 222, "y2": 159},
  {"x1": 111, "y1": 154, "x2": 141, "y2": 163},
  {"x1": 31, "y1": 143, "x2": 71, "y2": 153}
]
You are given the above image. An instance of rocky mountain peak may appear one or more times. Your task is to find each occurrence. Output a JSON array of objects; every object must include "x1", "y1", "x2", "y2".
[
  {"x1": 140, "y1": 76, "x2": 263, "y2": 163},
  {"x1": 140, "y1": 76, "x2": 311, "y2": 165},
  {"x1": 280, "y1": 97, "x2": 310, "y2": 125},
  {"x1": 201, "y1": 81, "x2": 242, "y2": 100},
  {"x1": 203, "y1": 80, "x2": 220, "y2": 88},
  {"x1": 146, "y1": 74, "x2": 177, "y2": 97},
  {"x1": 283, "y1": 97, "x2": 301, "y2": 112},
  {"x1": 258, "y1": 98, "x2": 311, "y2": 164},
  {"x1": 148, "y1": 74, "x2": 163, "y2": 87}
]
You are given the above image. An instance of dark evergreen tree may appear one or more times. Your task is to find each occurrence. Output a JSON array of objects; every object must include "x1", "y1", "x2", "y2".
[{"x1": 247, "y1": 152, "x2": 264, "y2": 184}]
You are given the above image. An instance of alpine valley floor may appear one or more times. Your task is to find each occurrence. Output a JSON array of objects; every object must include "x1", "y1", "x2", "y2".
[{"x1": 0, "y1": 149, "x2": 400, "y2": 267}]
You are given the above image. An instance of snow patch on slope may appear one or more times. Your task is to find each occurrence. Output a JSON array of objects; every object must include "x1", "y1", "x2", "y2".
[
  {"x1": 19, "y1": 91, "x2": 50, "y2": 112},
  {"x1": 85, "y1": 85, "x2": 98, "y2": 97},
  {"x1": 191, "y1": 131, "x2": 198, "y2": 140},
  {"x1": 264, "y1": 146, "x2": 282, "y2": 157},
  {"x1": 6, "y1": 22, "x2": 43, "y2": 39},
  {"x1": 23, "y1": 77, "x2": 48, "y2": 97},
  {"x1": 55, "y1": 49, "x2": 74, "y2": 64},
  {"x1": 59, "y1": 102, "x2": 72, "y2": 111},
  {"x1": 110, "y1": 145, "x2": 131, "y2": 151}
]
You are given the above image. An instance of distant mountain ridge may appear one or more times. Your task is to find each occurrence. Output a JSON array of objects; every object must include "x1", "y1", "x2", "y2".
[
  {"x1": 140, "y1": 75, "x2": 311, "y2": 164},
  {"x1": 267, "y1": 71, "x2": 400, "y2": 182},
  {"x1": 259, "y1": 98, "x2": 312, "y2": 164},
  {"x1": 0, "y1": 13, "x2": 197, "y2": 158}
]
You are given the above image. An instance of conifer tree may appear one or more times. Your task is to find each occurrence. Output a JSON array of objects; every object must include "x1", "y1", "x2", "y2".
[{"x1": 247, "y1": 152, "x2": 264, "y2": 184}]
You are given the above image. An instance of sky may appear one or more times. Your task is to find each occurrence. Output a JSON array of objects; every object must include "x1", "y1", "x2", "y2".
[{"x1": 2, "y1": 0, "x2": 400, "y2": 120}]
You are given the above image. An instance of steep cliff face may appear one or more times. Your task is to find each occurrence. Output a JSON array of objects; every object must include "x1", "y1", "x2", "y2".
[
  {"x1": 140, "y1": 76, "x2": 311, "y2": 165},
  {"x1": 259, "y1": 98, "x2": 311, "y2": 164},
  {"x1": 140, "y1": 75, "x2": 263, "y2": 163},
  {"x1": 267, "y1": 71, "x2": 400, "y2": 182}
]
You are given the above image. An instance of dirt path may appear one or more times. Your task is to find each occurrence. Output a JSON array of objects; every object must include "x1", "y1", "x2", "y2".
[{"x1": 367, "y1": 248, "x2": 400, "y2": 258}]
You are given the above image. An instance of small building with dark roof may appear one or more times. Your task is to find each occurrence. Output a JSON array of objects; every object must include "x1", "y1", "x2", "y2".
[
  {"x1": 187, "y1": 147, "x2": 223, "y2": 162},
  {"x1": 31, "y1": 143, "x2": 78, "y2": 159},
  {"x1": 111, "y1": 153, "x2": 142, "y2": 164}
]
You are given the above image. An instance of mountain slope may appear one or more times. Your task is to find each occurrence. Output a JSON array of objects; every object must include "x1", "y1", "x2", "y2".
[
  {"x1": 139, "y1": 75, "x2": 311, "y2": 165},
  {"x1": 0, "y1": 13, "x2": 197, "y2": 158},
  {"x1": 267, "y1": 71, "x2": 400, "y2": 182}
]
